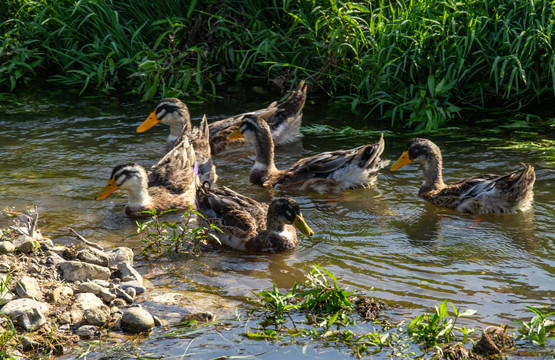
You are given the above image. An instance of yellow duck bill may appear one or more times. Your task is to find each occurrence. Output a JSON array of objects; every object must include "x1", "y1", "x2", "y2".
[
  {"x1": 390, "y1": 150, "x2": 412, "y2": 171},
  {"x1": 95, "y1": 178, "x2": 119, "y2": 200},
  {"x1": 293, "y1": 214, "x2": 314, "y2": 236},
  {"x1": 136, "y1": 111, "x2": 160, "y2": 133}
]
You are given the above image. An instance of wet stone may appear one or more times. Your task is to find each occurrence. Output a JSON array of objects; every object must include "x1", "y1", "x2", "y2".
[
  {"x1": 75, "y1": 325, "x2": 100, "y2": 339},
  {"x1": 121, "y1": 307, "x2": 155, "y2": 333}
]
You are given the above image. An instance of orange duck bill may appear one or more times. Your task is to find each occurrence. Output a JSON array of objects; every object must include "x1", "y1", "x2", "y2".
[
  {"x1": 95, "y1": 178, "x2": 119, "y2": 200},
  {"x1": 390, "y1": 150, "x2": 412, "y2": 171},
  {"x1": 226, "y1": 128, "x2": 244, "y2": 140},
  {"x1": 136, "y1": 111, "x2": 160, "y2": 133}
]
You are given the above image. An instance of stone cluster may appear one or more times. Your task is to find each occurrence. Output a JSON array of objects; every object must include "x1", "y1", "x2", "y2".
[{"x1": 0, "y1": 231, "x2": 160, "y2": 356}]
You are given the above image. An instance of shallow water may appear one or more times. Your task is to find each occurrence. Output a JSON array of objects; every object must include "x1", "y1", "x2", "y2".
[{"x1": 1, "y1": 86, "x2": 554, "y2": 358}]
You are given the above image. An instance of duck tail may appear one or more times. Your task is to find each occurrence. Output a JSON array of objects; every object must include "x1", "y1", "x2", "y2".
[{"x1": 358, "y1": 133, "x2": 389, "y2": 169}]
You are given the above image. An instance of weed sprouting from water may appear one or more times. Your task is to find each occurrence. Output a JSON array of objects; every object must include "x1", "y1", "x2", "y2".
[
  {"x1": 125, "y1": 207, "x2": 221, "y2": 255},
  {"x1": 515, "y1": 306, "x2": 555, "y2": 346}
]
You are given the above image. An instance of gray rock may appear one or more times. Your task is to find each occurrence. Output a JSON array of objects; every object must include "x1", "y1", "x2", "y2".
[
  {"x1": 109, "y1": 313, "x2": 122, "y2": 331},
  {"x1": 114, "y1": 287, "x2": 134, "y2": 304},
  {"x1": 44, "y1": 251, "x2": 65, "y2": 267},
  {"x1": 152, "y1": 315, "x2": 162, "y2": 327},
  {"x1": 58, "y1": 261, "x2": 111, "y2": 282},
  {"x1": 0, "y1": 263, "x2": 10, "y2": 273},
  {"x1": 27, "y1": 263, "x2": 41, "y2": 275},
  {"x1": 106, "y1": 247, "x2": 134, "y2": 268},
  {"x1": 72, "y1": 292, "x2": 110, "y2": 325},
  {"x1": 78, "y1": 282, "x2": 103, "y2": 295},
  {"x1": 1, "y1": 298, "x2": 49, "y2": 331},
  {"x1": 98, "y1": 289, "x2": 116, "y2": 303},
  {"x1": 92, "y1": 279, "x2": 110, "y2": 288},
  {"x1": 119, "y1": 281, "x2": 146, "y2": 295},
  {"x1": 77, "y1": 247, "x2": 109, "y2": 267},
  {"x1": 0, "y1": 291, "x2": 13, "y2": 306},
  {"x1": 84, "y1": 307, "x2": 110, "y2": 326},
  {"x1": 121, "y1": 307, "x2": 155, "y2": 333},
  {"x1": 13, "y1": 235, "x2": 38, "y2": 254},
  {"x1": 15, "y1": 276, "x2": 42, "y2": 300},
  {"x1": 125, "y1": 287, "x2": 136, "y2": 300},
  {"x1": 117, "y1": 262, "x2": 143, "y2": 285},
  {"x1": 110, "y1": 298, "x2": 127, "y2": 308},
  {"x1": 40, "y1": 239, "x2": 54, "y2": 251},
  {"x1": 49, "y1": 286, "x2": 74, "y2": 303},
  {"x1": 75, "y1": 325, "x2": 100, "y2": 338},
  {"x1": 0, "y1": 241, "x2": 15, "y2": 254}
]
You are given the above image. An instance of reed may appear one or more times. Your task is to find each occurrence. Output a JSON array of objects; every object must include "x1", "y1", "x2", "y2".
[{"x1": 2, "y1": 0, "x2": 554, "y2": 130}]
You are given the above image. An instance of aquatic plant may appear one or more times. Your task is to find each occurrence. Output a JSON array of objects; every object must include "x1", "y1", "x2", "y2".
[
  {"x1": 516, "y1": 306, "x2": 555, "y2": 346},
  {"x1": 127, "y1": 207, "x2": 221, "y2": 255},
  {"x1": 407, "y1": 300, "x2": 477, "y2": 346}
]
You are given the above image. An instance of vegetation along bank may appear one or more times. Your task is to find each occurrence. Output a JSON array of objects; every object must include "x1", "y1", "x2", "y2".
[{"x1": 2, "y1": 0, "x2": 555, "y2": 131}]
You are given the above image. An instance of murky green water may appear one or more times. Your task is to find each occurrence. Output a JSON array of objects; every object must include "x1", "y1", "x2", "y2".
[{"x1": 1, "y1": 86, "x2": 554, "y2": 358}]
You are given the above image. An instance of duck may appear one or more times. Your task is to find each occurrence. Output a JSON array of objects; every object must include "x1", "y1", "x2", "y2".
[
  {"x1": 195, "y1": 183, "x2": 314, "y2": 252},
  {"x1": 136, "y1": 80, "x2": 308, "y2": 155},
  {"x1": 228, "y1": 114, "x2": 389, "y2": 193},
  {"x1": 390, "y1": 138, "x2": 535, "y2": 214},
  {"x1": 95, "y1": 136, "x2": 198, "y2": 217},
  {"x1": 183, "y1": 114, "x2": 217, "y2": 187}
]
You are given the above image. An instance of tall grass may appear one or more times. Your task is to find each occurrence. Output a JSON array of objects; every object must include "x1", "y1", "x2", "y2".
[{"x1": 2, "y1": 0, "x2": 554, "y2": 130}]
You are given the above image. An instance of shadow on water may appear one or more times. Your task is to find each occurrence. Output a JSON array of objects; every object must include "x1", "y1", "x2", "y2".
[{"x1": 1, "y1": 85, "x2": 554, "y2": 358}]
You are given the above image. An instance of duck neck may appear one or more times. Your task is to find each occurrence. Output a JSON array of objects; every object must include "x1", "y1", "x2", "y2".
[
  {"x1": 125, "y1": 184, "x2": 153, "y2": 210},
  {"x1": 420, "y1": 155, "x2": 445, "y2": 192},
  {"x1": 250, "y1": 131, "x2": 278, "y2": 185}
]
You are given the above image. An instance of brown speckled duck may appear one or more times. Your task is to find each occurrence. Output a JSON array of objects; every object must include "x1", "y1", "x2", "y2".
[
  {"x1": 195, "y1": 184, "x2": 314, "y2": 252},
  {"x1": 136, "y1": 80, "x2": 308, "y2": 155},
  {"x1": 228, "y1": 114, "x2": 389, "y2": 193},
  {"x1": 95, "y1": 136, "x2": 198, "y2": 217},
  {"x1": 390, "y1": 138, "x2": 535, "y2": 214}
]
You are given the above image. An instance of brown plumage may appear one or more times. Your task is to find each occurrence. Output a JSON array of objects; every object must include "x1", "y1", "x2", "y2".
[
  {"x1": 95, "y1": 136, "x2": 198, "y2": 217},
  {"x1": 231, "y1": 114, "x2": 389, "y2": 193},
  {"x1": 137, "y1": 81, "x2": 308, "y2": 155},
  {"x1": 195, "y1": 184, "x2": 313, "y2": 252},
  {"x1": 390, "y1": 138, "x2": 535, "y2": 214}
]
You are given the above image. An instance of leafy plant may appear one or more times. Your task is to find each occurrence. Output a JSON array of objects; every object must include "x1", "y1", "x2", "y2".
[
  {"x1": 256, "y1": 281, "x2": 299, "y2": 326},
  {"x1": 0, "y1": 269, "x2": 12, "y2": 303},
  {"x1": 127, "y1": 207, "x2": 221, "y2": 255},
  {"x1": 515, "y1": 306, "x2": 555, "y2": 346},
  {"x1": 0, "y1": 315, "x2": 17, "y2": 357},
  {"x1": 407, "y1": 300, "x2": 476, "y2": 345}
]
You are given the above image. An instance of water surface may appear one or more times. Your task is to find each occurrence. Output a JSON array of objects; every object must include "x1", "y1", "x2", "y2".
[{"x1": 0, "y1": 86, "x2": 553, "y2": 358}]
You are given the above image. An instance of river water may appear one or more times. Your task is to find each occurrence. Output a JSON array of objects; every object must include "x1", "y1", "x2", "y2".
[{"x1": 0, "y1": 85, "x2": 553, "y2": 358}]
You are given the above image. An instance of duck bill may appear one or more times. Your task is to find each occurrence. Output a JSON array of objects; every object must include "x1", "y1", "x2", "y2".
[
  {"x1": 391, "y1": 151, "x2": 412, "y2": 171},
  {"x1": 293, "y1": 214, "x2": 314, "y2": 236},
  {"x1": 226, "y1": 128, "x2": 244, "y2": 140},
  {"x1": 95, "y1": 178, "x2": 119, "y2": 200},
  {"x1": 136, "y1": 111, "x2": 160, "y2": 133}
]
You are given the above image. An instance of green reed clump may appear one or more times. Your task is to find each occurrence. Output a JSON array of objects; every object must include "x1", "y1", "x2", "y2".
[{"x1": 3, "y1": 0, "x2": 555, "y2": 131}]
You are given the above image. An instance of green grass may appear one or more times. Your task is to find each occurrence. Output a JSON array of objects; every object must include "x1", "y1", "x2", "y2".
[{"x1": 2, "y1": 0, "x2": 555, "y2": 131}]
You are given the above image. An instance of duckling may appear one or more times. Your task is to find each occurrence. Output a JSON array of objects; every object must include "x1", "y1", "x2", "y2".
[
  {"x1": 136, "y1": 80, "x2": 308, "y2": 155},
  {"x1": 390, "y1": 138, "x2": 535, "y2": 214},
  {"x1": 195, "y1": 183, "x2": 314, "y2": 252},
  {"x1": 229, "y1": 114, "x2": 389, "y2": 193},
  {"x1": 95, "y1": 136, "x2": 198, "y2": 217}
]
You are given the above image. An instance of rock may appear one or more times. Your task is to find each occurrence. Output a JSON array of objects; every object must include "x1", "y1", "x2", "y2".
[
  {"x1": 117, "y1": 262, "x2": 143, "y2": 285},
  {"x1": 77, "y1": 247, "x2": 109, "y2": 267},
  {"x1": 1, "y1": 298, "x2": 49, "y2": 331},
  {"x1": 125, "y1": 287, "x2": 136, "y2": 300},
  {"x1": 27, "y1": 263, "x2": 41, "y2": 275},
  {"x1": 15, "y1": 276, "x2": 42, "y2": 300},
  {"x1": 106, "y1": 247, "x2": 134, "y2": 268},
  {"x1": 98, "y1": 289, "x2": 116, "y2": 303},
  {"x1": 111, "y1": 298, "x2": 127, "y2": 308},
  {"x1": 78, "y1": 282, "x2": 103, "y2": 295},
  {"x1": 92, "y1": 279, "x2": 110, "y2": 288},
  {"x1": 75, "y1": 325, "x2": 100, "y2": 339},
  {"x1": 0, "y1": 241, "x2": 15, "y2": 254},
  {"x1": 0, "y1": 291, "x2": 13, "y2": 306},
  {"x1": 21, "y1": 336, "x2": 40, "y2": 351},
  {"x1": 13, "y1": 235, "x2": 38, "y2": 254},
  {"x1": 0, "y1": 262, "x2": 10, "y2": 273},
  {"x1": 121, "y1": 307, "x2": 155, "y2": 333},
  {"x1": 152, "y1": 315, "x2": 162, "y2": 327},
  {"x1": 115, "y1": 287, "x2": 134, "y2": 304},
  {"x1": 109, "y1": 313, "x2": 122, "y2": 331},
  {"x1": 58, "y1": 261, "x2": 111, "y2": 282},
  {"x1": 40, "y1": 239, "x2": 54, "y2": 251},
  {"x1": 44, "y1": 251, "x2": 65, "y2": 267},
  {"x1": 49, "y1": 286, "x2": 74, "y2": 303},
  {"x1": 180, "y1": 312, "x2": 214, "y2": 323},
  {"x1": 119, "y1": 281, "x2": 146, "y2": 295},
  {"x1": 84, "y1": 307, "x2": 110, "y2": 326}
]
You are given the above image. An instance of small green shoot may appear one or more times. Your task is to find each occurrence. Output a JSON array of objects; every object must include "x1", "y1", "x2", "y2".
[{"x1": 515, "y1": 306, "x2": 555, "y2": 346}]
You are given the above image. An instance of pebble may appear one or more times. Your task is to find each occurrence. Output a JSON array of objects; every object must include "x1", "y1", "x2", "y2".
[
  {"x1": 121, "y1": 307, "x2": 155, "y2": 333},
  {"x1": 13, "y1": 235, "x2": 37, "y2": 254},
  {"x1": 0, "y1": 241, "x2": 15, "y2": 254},
  {"x1": 15, "y1": 276, "x2": 42, "y2": 300},
  {"x1": 49, "y1": 286, "x2": 74, "y2": 303},
  {"x1": 75, "y1": 325, "x2": 100, "y2": 339}
]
